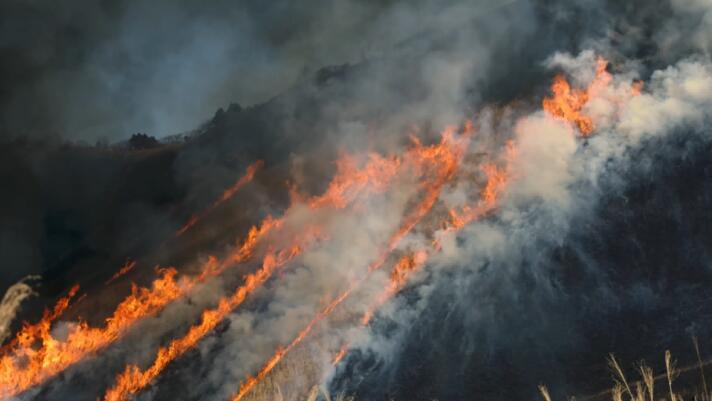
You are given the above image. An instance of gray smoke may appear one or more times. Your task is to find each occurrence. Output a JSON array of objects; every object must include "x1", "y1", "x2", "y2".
[{"x1": 4, "y1": 0, "x2": 712, "y2": 400}]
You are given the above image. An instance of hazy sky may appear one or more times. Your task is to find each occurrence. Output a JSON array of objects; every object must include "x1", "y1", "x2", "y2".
[{"x1": 0, "y1": 0, "x2": 512, "y2": 143}]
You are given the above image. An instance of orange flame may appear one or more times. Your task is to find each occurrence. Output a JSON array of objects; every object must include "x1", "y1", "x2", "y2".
[
  {"x1": 232, "y1": 283, "x2": 353, "y2": 401},
  {"x1": 98, "y1": 135, "x2": 448, "y2": 401},
  {"x1": 0, "y1": 141, "x2": 414, "y2": 398},
  {"x1": 1, "y1": 56, "x2": 649, "y2": 400},
  {"x1": 331, "y1": 344, "x2": 349, "y2": 365},
  {"x1": 0, "y1": 269, "x2": 190, "y2": 398},
  {"x1": 229, "y1": 126, "x2": 471, "y2": 401},
  {"x1": 631, "y1": 79, "x2": 644, "y2": 96},
  {"x1": 335, "y1": 142, "x2": 515, "y2": 373},
  {"x1": 102, "y1": 239, "x2": 317, "y2": 401},
  {"x1": 308, "y1": 153, "x2": 401, "y2": 209},
  {"x1": 542, "y1": 57, "x2": 612, "y2": 136},
  {"x1": 106, "y1": 260, "x2": 137, "y2": 284},
  {"x1": 361, "y1": 251, "x2": 428, "y2": 326},
  {"x1": 0, "y1": 284, "x2": 80, "y2": 354},
  {"x1": 176, "y1": 160, "x2": 264, "y2": 236},
  {"x1": 363, "y1": 156, "x2": 511, "y2": 327}
]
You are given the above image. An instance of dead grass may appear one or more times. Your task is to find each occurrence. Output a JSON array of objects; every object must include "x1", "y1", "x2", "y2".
[{"x1": 541, "y1": 338, "x2": 712, "y2": 401}]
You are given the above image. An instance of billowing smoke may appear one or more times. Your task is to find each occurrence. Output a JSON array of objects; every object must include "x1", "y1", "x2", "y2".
[{"x1": 2, "y1": 0, "x2": 712, "y2": 401}]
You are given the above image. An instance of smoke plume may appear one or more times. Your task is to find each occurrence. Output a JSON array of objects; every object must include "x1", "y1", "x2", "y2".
[{"x1": 2, "y1": 1, "x2": 712, "y2": 401}]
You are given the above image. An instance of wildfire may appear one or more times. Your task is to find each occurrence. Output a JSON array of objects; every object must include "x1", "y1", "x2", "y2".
[
  {"x1": 360, "y1": 251, "x2": 428, "y2": 325},
  {"x1": 355, "y1": 154, "x2": 513, "y2": 356},
  {"x1": 0, "y1": 135, "x2": 415, "y2": 398},
  {"x1": 542, "y1": 57, "x2": 612, "y2": 136},
  {"x1": 308, "y1": 153, "x2": 401, "y2": 209},
  {"x1": 176, "y1": 160, "x2": 264, "y2": 236},
  {"x1": 98, "y1": 131, "x2": 462, "y2": 401},
  {"x1": 229, "y1": 125, "x2": 471, "y2": 401},
  {"x1": 324, "y1": 133, "x2": 518, "y2": 399},
  {"x1": 0, "y1": 284, "x2": 80, "y2": 355},
  {"x1": 106, "y1": 260, "x2": 137, "y2": 284},
  {"x1": 331, "y1": 344, "x2": 349, "y2": 365},
  {"x1": 0, "y1": 269, "x2": 189, "y2": 398},
  {"x1": 0, "y1": 54, "x2": 643, "y2": 401},
  {"x1": 102, "y1": 240, "x2": 318, "y2": 401}
]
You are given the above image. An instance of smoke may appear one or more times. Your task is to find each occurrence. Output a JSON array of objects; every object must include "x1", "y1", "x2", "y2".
[
  {"x1": 332, "y1": 49, "x2": 712, "y2": 401},
  {"x1": 4, "y1": 0, "x2": 712, "y2": 400},
  {"x1": 0, "y1": 0, "x2": 525, "y2": 143}
]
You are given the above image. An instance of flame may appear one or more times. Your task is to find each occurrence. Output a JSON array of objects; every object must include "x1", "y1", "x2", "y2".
[
  {"x1": 0, "y1": 140, "x2": 414, "y2": 397},
  {"x1": 102, "y1": 238, "x2": 318, "y2": 401},
  {"x1": 308, "y1": 153, "x2": 401, "y2": 209},
  {"x1": 229, "y1": 126, "x2": 471, "y2": 401},
  {"x1": 631, "y1": 79, "x2": 644, "y2": 96},
  {"x1": 0, "y1": 285, "x2": 79, "y2": 354},
  {"x1": 542, "y1": 75, "x2": 593, "y2": 135},
  {"x1": 0, "y1": 269, "x2": 189, "y2": 398},
  {"x1": 363, "y1": 156, "x2": 512, "y2": 327},
  {"x1": 232, "y1": 284, "x2": 353, "y2": 401},
  {"x1": 106, "y1": 260, "x2": 137, "y2": 284},
  {"x1": 331, "y1": 344, "x2": 349, "y2": 365},
  {"x1": 361, "y1": 251, "x2": 428, "y2": 325},
  {"x1": 334, "y1": 143, "x2": 515, "y2": 375},
  {"x1": 0, "y1": 55, "x2": 650, "y2": 400},
  {"x1": 99, "y1": 136, "x2": 446, "y2": 401},
  {"x1": 542, "y1": 57, "x2": 612, "y2": 136},
  {"x1": 176, "y1": 160, "x2": 264, "y2": 236}
]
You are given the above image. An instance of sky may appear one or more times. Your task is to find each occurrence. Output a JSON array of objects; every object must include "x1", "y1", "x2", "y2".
[{"x1": 0, "y1": 0, "x2": 517, "y2": 143}]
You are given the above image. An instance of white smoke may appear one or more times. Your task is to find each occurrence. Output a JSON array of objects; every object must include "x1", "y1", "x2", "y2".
[
  {"x1": 326, "y1": 49, "x2": 712, "y2": 396},
  {"x1": 11, "y1": 1, "x2": 712, "y2": 401}
]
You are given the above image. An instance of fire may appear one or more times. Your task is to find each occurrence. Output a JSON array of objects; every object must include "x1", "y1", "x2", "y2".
[
  {"x1": 99, "y1": 134, "x2": 453, "y2": 401},
  {"x1": 0, "y1": 269, "x2": 188, "y2": 398},
  {"x1": 0, "y1": 55, "x2": 640, "y2": 400},
  {"x1": 332, "y1": 144, "x2": 514, "y2": 377},
  {"x1": 308, "y1": 153, "x2": 401, "y2": 209},
  {"x1": 102, "y1": 240, "x2": 318, "y2": 401},
  {"x1": 0, "y1": 139, "x2": 412, "y2": 398},
  {"x1": 331, "y1": 344, "x2": 349, "y2": 365},
  {"x1": 176, "y1": 160, "x2": 264, "y2": 236},
  {"x1": 363, "y1": 156, "x2": 512, "y2": 327},
  {"x1": 232, "y1": 285, "x2": 353, "y2": 401},
  {"x1": 229, "y1": 126, "x2": 471, "y2": 401},
  {"x1": 542, "y1": 57, "x2": 612, "y2": 136},
  {"x1": 631, "y1": 79, "x2": 644, "y2": 96},
  {"x1": 1, "y1": 285, "x2": 80, "y2": 354},
  {"x1": 0, "y1": 126, "x2": 473, "y2": 399},
  {"x1": 361, "y1": 251, "x2": 428, "y2": 325},
  {"x1": 106, "y1": 260, "x2": 137, "y2": 284},
  {"x1": 0, "y1": 48, "x2": 658, "y2": 401},
  {"x1": 542, "y1": 75, "x2": 593, "y2": 135}
]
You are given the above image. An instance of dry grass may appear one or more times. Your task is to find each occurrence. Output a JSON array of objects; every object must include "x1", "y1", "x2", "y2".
[
  {"x1": 541, "y1": 338, "x2": 712, "y2": 401},
  {"x1": 247, "y1": 383, "x2": 354, "y2": 401},
  {"x1": 0, "y1": 276, "x2": 39, "y2": 344},
  {"x1": 239, "y1": 341, "x2": 357, "y2": 401},
  {"x1": 241, "y1": 332, "x2": 712, "y2": 401}
]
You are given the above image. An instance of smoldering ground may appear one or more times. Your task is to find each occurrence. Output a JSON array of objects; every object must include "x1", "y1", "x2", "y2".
[{"x1": 2, "y1": 1, "x2": 712, "y2": 401}]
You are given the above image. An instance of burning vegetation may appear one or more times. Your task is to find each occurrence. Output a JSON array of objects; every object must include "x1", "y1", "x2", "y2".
[
  {"x1": 0, "y1": 56, "x2": 653, "y2": 400},
  {"x1": 2, "y1": 1, "x2": 712, "y2": 400}
]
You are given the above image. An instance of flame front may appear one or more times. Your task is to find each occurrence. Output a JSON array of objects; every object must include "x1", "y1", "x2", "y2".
[
  {"x1": 0, "y1": 54, "x2": 654, "y2": 401},
  {"x1": 541, "y1": 57, "x2": 612, "y2": 136},
  {"x1": 229, "y1": 125, "x2": 472, "y2": 401},
  {"x1": 0, "y1": 137, "x2": 409, "y2": 398},
  {"x1": 176, "y1": 160, "x2": 264, "y2": 236},
  {"x1": 105, "y1": 260, "x2": 137, "y2": 284},
  {"x1": 98, "y1": 132, "x2": 453, "y2": 401}
]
